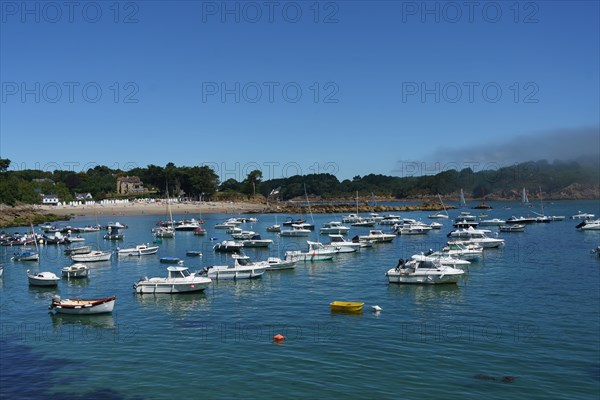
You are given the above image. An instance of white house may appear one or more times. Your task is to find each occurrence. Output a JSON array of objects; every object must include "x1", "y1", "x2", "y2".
[
  {"x1": 74, "y1": 192, "x2": 93, "y2": 201},
  {"x1": 42, "y1": 194, "x2": 59, "y2": 205}
]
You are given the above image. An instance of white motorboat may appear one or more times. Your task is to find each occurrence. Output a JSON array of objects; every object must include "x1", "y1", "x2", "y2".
[
  {"x1": 393, "y1": 223, "x2": 431, "y2": 235},
  {"x1": 323, "y1": 241, "x2": 358, "y2": 254},
  {"x1": 379, "y1": 215, "x2": 402, "y2": 225},
  {"x1": 285, "y1": 241, "x2": 336, "y2": 262},
  {"x1": 447, "y1": 227, "x2": 504, "y2": 248},
  {"x1": 225, "y1": 227, "x2": 243, "y2": 235},
  {"x1": 241, "y1": 235, "x2": 273, "y2": 248},
  {"x1": 231, "y1": 231, "x2": 257, "y2": 240},
  {"x1": 71, "y1": 250, "x2": 112, "y2": 262},
  {"x1": 341, "y1": 213, "x2": 362, "y2": 223},
  {"x1": 117, "y1": 243, "x2": 159, "y2": 256},
  {"x1": 571, "y1": 211, "x2": 595, "y2": 220},
  {"x1": 358, "y1": 230, "x2": 395, "y2": 243},
  {"x1": 326, "y1": 234, "x2": 362, "y2": 252},
  {"x1": 215, "y1": 218, "x2": 242, "y2": 229},
  {"x1": 64, "y1": 245, "x2": 92, "y2": 255},
  {"x1": 499, "y1": 224, "x2": 525, "y2": 232},
  {"x1": 506, "y1": 216, "x2": 537, "y2": 224},
  {"x1": 440, "y1": 242, "x2": 483, "y2": 261},
  {"x1": 27, "y1": 270, "x2": 60, "y2": 286},
  {"x1": 266, "y1": 224, "x2": 281, "y2": 232},
  {"x1": 576, "y1": 219, "x2": 600, "y2": 230},
  {"x1": 351, "y1": 218, "x2": 377, "y2": 228},
  {"x1": 428, "y1": 212, "x2": 449, "y2": 219},
  {"x1": 107, "y1": 222, "x2": 127, "y2": 229},
  {"x1": 153, "y1": 226, "x2": 175, "y2": 238},
  {"x1": 174, "y1": 219, "x2": 202, "y2": 231},
  {"x1": 61, "y1": 263, "x2": 90, "y2": 278},
  {"x1": 279, "y1": 224, "x2": 311, "y2": 237},
  {"x1": 282, "y1": 217, "x2": 307, "y2": 227},
  {"x1": 213, "y1": 240, "x2": 244, "y2": 252},
  {"x1": 12, "y1": 248, "x2": 40, "y2": 262},
  {"x1": 265, "y1": 256, "x2": 297, "y2": 270},
  {"x1": 134, "y1": 266, "x2": 212, "y2": 294},
  {"x1": 319, "y1": 221, "x2": 350, "y2": 235},
  {"x1": 448, "y1": 227, "x2": 493, "y2": 238},
  {"x1": 369, "y1": 213, "x2": 384, "y2": 222},
  {"x1": 423, "y1": 251, "x2": 471, "y2": 268},
  {"x1": 479, "y1": 218, "x2": 506, "y2": 226},
  {"x1": 201, "y1": 254, "x2": 266, "y2": 280},
  {"x1": 385, "y1": 255, "x2": 465, "y2": 284},
  {"x1": 49, "y1": 295, "x2": 115, "y2": 314}
]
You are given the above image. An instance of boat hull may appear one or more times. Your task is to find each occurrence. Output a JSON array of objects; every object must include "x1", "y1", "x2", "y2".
[
  {"x1": 386, "y1": 271, "x2": 462, "y2": 284},
  {"x1": 204, "y1": 266, "x2": 266, "y2": 280},
  {"x1": 266, "y1": 258, "x2": 297, "y2": 270},
  {"x1": 61, "y1": 265, "x2": 90, "y2": 278},
  {"x1": 330, "y1": 301, "x2": 364, "y2": 313},
  {"x1": 51, "y1": 297, "x2": 116, "y2": 314},
  {"x1": 71, "y1": 251, "x2": 112, "y2": 262},
  {"x1": 134, "y1": 280, "x2": 210, "y2": 294},
  {"x1": 28, "y1": 277, "x2": 59, "y2": 286}
]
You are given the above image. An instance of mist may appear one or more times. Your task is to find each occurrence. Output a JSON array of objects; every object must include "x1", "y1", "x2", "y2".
[{"x1": 422, "y1": 126, "x2": 599, "y2": 167}]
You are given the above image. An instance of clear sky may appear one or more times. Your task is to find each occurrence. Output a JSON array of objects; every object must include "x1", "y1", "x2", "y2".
[{"x1": 1, "y1": 1, "x2": 598, "y2": 182}]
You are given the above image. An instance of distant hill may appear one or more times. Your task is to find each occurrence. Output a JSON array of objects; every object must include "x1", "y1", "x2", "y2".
[{"x1": 1, "y1": 158, "x2": 598, "y2": 207}]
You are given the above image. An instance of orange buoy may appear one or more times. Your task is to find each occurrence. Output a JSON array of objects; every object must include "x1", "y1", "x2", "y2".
[{"x1": 273, "y1": 334, "x2": 285, "y2": 341}]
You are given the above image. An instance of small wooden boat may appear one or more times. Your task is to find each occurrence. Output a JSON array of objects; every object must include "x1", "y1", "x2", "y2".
[
  {"x1": 186, "y1": 250, "x2": 203, "y2": 257},
  {"x1": 193, "y1": 227, "x2": 207, "y2": 236},
  {"x1": 330, "y1": 301, "x2": 364, "y2": 313},
  {"x1": 61, "y1": 263, "x2": 90, "y2": 279},
  {"x1": 27, "y1": 270, "x2": 60, "y2": 286},
  {"x1": 49, "y1": 295, "x2": 116, "y2": 314},
  {"x1": 71, "y1": 250, "x2": 112, "y2": 262}
]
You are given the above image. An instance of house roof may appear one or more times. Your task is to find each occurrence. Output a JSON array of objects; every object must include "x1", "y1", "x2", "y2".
[{"x1": 117, "y1": 176, "x2": 142, "y2": 183}]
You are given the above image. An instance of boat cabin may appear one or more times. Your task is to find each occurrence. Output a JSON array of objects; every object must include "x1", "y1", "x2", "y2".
[{"x1": 167, "y1": 266, "x2": 192, "y2": 279}]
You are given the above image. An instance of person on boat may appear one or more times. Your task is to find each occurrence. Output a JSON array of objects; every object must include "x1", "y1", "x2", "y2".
[{"x1": 395, "y1": 258, "x2": 405, "y2": 271}]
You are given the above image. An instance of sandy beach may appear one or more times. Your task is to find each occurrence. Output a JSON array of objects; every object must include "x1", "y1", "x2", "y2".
[{"x1": 37, "y1": 201, "x2": 268, "y2": 217}]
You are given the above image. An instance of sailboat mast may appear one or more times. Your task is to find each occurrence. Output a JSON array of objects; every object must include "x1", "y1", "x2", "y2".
[
  {"x1": 438, "y1": 193, "x2": 448, "y2": 216},
  {"x1": 304, "y1": 184, "x2": 315, "y2": 226}
]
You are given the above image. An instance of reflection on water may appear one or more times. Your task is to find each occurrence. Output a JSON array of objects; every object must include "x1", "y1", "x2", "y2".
[
  {"x1": 49, "y1": 312, "x2": 116, "y2": 330},
  {"x1": 135, "y1": 291, "x2": 211, "y2": 313},
  {"x1": 27, "y1": 285, "x2": 59, "y2": 302},
  {"x1": 62, "y1": 276, "x2": 90, "y2": 288},
  {"x1": 387, "y1": 282, "x2": 463, "y2": 304}
]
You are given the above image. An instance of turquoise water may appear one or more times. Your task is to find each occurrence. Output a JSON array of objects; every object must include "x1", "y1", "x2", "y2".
[{"x1": 1, "y1": 200, "x2": 599, "y2": 399}]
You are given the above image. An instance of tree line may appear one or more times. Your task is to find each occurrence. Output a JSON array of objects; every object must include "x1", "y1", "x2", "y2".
[{"x1": 0, "y1": 158, "x2": 597, "y2": 206}]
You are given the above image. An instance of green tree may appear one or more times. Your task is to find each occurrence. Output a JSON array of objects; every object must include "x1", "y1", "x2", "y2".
[
  {"x1": 243, "y1": 170, "x2": 263, "y2": 196},
  {"x1": 0, "y1": 158, "x2": 10, "y2": 172}
]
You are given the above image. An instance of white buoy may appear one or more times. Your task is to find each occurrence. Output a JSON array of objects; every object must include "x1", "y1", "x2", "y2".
[{"x1": 372, "y1": 305, "x2": 382, "y2": 312}]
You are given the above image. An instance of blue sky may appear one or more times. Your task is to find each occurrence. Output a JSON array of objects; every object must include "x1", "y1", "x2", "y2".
[{"x1": 1, "y1": 1, "x2": 598, "y2": 182}]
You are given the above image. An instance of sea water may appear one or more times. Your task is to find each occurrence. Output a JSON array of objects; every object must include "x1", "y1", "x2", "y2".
[{"x1": 1, "y1": 200, "x2": 598, "y2": 399}]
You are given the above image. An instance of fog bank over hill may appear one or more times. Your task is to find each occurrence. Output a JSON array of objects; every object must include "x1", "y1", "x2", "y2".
[{"x1": 421, "y1": 126, "x2": 599, "y2": 168}]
